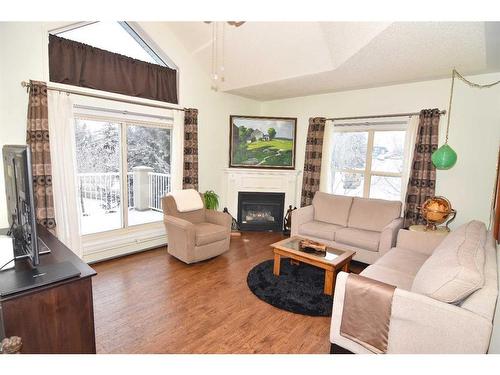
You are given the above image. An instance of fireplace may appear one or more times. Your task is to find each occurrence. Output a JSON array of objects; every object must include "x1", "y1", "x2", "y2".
[{"x1": 237, "y1": 192, "x2": 285, "y2": 232}]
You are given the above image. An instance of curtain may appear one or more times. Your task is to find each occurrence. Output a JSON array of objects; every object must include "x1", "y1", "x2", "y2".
[
  {"x1": 26, "y1": 81, "x2": 56, "y2": 232},
  {"x1": 183, "y1": 108, "x2": 199, "y2": 190},
  {"x1": 403, "y1": 109, "x2": 440, "y2": 227},
  {"x1": 300, "y1": 117, "x2": 326, "y2": 207},
  {"x1": 49, "y1": 34, "x2": 178, "y2": 104},
  {"x1": 47, "y1": 91, "x2": 83, "y2": 258}
]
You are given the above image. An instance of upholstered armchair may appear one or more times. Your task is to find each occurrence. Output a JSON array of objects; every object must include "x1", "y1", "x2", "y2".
[{"x1": 162, "y1": 191, "x2": 231, "y2": 264}]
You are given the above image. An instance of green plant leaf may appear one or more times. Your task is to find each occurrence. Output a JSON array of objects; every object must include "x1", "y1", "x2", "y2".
[{"x1": 203, "y1": 190, "x2": 219, "y2": 210}]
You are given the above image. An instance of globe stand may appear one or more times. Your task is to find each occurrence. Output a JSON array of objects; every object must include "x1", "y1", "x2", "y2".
[
  {"x1": 423, "y1": 209, "x2": 456, "y2": 232},
  {"x1": 419, "y1": 196, "x2": 457, "y2": 232}
]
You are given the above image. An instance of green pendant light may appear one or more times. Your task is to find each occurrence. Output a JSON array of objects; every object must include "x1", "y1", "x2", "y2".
[
  {"x1": 432, "y1": 143, "x2": 457, "y2": 170},
  {"x1": 432, "y1": 68, "x2": 500, "y2": 170},
  {"x1": 432, "y1": 69, "x2": 458, "y2": 170}
]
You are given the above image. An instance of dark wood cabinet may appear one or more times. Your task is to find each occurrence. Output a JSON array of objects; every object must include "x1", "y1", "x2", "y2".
[{"x1": 0, "y1": 226, "x2": 97, "y2": 354}]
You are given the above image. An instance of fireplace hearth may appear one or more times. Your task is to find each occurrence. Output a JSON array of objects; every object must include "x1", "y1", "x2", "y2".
[{"x1": 237, "y1": 192, "x2": 285, "y2": 232}]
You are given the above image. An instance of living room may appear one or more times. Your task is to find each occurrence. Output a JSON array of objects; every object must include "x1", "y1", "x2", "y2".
[{"x1": 1, "y1": 1, "x2": 500, "y2": 372}]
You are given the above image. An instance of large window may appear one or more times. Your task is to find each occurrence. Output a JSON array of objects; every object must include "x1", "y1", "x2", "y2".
[
  {"x1": 74, "y1": 115, "x2": 172, "y2": 235},
  {"x1": 330, "y1": 122, "x2": 409, "y2": 201}
]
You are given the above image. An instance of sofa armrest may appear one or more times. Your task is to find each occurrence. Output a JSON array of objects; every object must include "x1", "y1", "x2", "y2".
[
  {"x1": 205, "y1": 210, "x2": 232, "y2": 232},
  {"x1": 164, "y1": 215, "x2": 196, "y2": 262},
  {"x1": 291, "y1": 205, "x2": 314, "y2": 236},
  {"x1": 378, "y1": 218, "x2": 404, "y2": 254},
  {"x1": 396, "y1": 229, "x2": 445, "y2": 256},
  {"x1": 164, "y1": 215, "x2": 195, "y2": 232},
  {"x1": 330, "y1": 272, "x2": 493, "y2": 354}
]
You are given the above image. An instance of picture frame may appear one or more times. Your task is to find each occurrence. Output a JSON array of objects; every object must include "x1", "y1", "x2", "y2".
[{"x1": 229, "y1": 115, "x2": 297, "y2": 170}]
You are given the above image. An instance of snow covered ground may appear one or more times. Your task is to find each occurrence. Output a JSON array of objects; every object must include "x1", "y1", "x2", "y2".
[{"x1": 79, "y1": 198, "x2": 163, "y2": 235}]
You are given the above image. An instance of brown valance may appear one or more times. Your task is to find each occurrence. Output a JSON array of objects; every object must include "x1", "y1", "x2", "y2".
[{"x1": 49, "y1": 34, "x2": 178, "y2": 104}]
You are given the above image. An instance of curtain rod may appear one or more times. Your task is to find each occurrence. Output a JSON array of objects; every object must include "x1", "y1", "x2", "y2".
[
  {"x1": 20, "y1": 81, "x2": 186, "y2": 112},
  {"x1": 325, "y1": 110, "x2": 446, "y2": 122}
]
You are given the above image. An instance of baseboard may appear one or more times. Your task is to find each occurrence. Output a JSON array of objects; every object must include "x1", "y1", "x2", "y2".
[{"x1": 330, "y1": 343, "x2": 354, "y2": 354}]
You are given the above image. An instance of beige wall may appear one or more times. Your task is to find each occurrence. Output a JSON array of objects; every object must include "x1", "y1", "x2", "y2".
[
  {"x1": 261, "y1": 73, "x2": 500, "y2": 229},
  {"x1": 0, "y1": 22, "x2": 260, "y2": 228}
]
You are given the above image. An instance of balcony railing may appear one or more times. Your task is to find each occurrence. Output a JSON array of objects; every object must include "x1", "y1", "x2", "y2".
[
  {"x1": 149, "y1": 172, "x2": 171, "y2": 211},
  {"x1": 77, "y1": 171, "x2": 171, "y2": 214}
]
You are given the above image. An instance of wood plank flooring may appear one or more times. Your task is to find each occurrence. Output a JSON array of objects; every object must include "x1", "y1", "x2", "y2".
[{"x1": 91, "y1": 232, "x2": 365, "y2": 354}]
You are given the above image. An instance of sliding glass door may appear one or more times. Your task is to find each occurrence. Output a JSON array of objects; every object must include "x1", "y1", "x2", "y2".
[{"x1": 74, "y1": 116, "x2": 172, "y2": 235}]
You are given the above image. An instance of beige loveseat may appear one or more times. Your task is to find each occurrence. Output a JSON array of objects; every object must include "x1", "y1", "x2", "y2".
[
  {"x1": 330, "y1": 220, "x2": 499, "y2": 354},
  {"x1": 291, "y1": 192, "x2": 403, "y2": 264}
]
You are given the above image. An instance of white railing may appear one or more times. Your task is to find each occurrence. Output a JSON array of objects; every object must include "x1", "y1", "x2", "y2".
[
  {"x1": 149, "y1": 172, "x2": 171, "y2": 211},
  {"x1": 77, "y1": 171, "x2": 170, "y2": 214},
  {"x1": 77, "y1": 172, "x2": 121, "y2": 214}
]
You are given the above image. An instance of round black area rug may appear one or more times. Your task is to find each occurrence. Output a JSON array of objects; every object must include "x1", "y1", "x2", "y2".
[{"x1": 247, "y1": 259, "x2": 333, "y2": 316}]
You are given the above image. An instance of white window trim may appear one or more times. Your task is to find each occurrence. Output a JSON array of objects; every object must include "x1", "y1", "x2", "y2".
[
  {"x1": 325, "y1": 118, "x2": 412, "y2": 201},
  {"x1": 69, "y1": 99, "x2": 184, "y2": 262}
]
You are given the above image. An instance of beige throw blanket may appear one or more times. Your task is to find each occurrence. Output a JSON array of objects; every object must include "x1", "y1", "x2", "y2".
[{"x1": 340, "y1": 274, "x2": 396, "y2": 354}]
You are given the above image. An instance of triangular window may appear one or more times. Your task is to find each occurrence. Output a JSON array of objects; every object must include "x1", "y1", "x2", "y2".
[{"x1": 53, "y1": 22, "x2": 175, "y2": 69}]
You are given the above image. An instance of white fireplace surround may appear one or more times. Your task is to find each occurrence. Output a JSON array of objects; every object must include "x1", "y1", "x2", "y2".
[{"x1": 222, "y1": 168, "x2": 302, "y2": 219}]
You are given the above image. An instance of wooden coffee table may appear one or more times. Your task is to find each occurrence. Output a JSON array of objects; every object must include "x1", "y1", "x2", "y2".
[{"x1": 270, "y1": 236, "x2": 355, "y2": 296}]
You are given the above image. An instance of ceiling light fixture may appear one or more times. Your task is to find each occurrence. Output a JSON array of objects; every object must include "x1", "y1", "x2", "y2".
[{"x1": 205, "y1": 21, "x2": 245, "y2": 91}]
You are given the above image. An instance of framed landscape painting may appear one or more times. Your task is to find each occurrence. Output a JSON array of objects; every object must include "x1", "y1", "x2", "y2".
[{"x1": 229, "y1": 115, "x2": 297, "y2": 169}]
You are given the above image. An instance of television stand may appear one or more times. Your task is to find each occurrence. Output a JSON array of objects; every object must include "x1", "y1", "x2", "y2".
[
  {"x1": 0, "y1": 261, "x2": 80, "y2": 297},
  {"x1": 0, "y1": 225, "x2": 96, "y2": 353}
]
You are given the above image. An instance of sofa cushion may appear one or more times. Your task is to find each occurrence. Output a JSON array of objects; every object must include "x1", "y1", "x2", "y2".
[
  {"x1": 195, "y1": 222, "x2": 228, "y2": 246},
  {"x1": 361, "y1": 264, "x2": 415, "y2": 290},
  {"x1": 313, "y1": 192, "x2": 353, "y2": 226},
  {"x1": 375, "y1": 247, "x2": 429, "y2": 276},
  {"x1": 335, "y1": 227, "x2": 380, "y2": 252},
  {"x1": 411, "y1": 220, "x2": 487, "y2": 304},
  {"x1": 347, "y1": 197, "x2": 402, "y2": 232},
  {"x1": 299, "y1": 221, "x2": 342, "y2": 241}
]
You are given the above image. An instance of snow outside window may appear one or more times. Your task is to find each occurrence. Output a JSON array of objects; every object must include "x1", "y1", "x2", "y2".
[
  {"x1": 74, "y1": 115, "x2": 173, "y2": 235},
  {"x1": 330, "y1": 120, "x2": 410, "y2": 201}
]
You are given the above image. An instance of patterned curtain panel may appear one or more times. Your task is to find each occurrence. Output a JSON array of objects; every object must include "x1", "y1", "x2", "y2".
[
  {"x1": 300, "y1": 117, "x2": 326, "y2": 207},
  {"x1": 183, "y1": 108, "x2": 199, "y2": 190},
  {"x1": 403, "y1": 109, "x2": 440, "y2": 227},
  {"x1": 26, "y1": 80, "x2": 56, "y2": 232}
]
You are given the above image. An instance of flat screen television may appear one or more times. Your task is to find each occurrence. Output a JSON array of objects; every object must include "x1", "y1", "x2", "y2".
[{"x1": 2, "y1": 145, "x2": 40, "y2": 266}]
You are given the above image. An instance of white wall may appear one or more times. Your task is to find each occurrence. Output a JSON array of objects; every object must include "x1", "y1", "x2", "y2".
[
  {"x1": 1, "y1": 22, "x2": 500, "y2": 232},
  {"x1": 0, "y1": 22, "x2": 261, "y2": 228},
  {"x1": 261, "y1": 73, "x2": 500, "y2": 229}
]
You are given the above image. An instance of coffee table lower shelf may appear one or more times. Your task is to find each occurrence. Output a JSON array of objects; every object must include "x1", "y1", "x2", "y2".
[{"x1": 272, "y1": 248, "x2": 353, "y2": 296}]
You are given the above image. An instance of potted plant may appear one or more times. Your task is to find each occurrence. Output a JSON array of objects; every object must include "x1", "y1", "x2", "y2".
[{"x1": 203, "y1": 190, "x2": 219, "y2": 210}]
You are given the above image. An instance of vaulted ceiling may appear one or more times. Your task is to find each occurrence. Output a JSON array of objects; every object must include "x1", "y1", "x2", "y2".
[{"x1": 165, "y1": 22, "x2": 500, "y2": 101}]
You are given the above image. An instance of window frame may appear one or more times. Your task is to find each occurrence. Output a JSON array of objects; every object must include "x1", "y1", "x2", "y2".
[
  {"x1": 49, "y1": 21, "x2": 178, "y2": 70},
  {"x1": 73, "y1": 111, "x2": 174, "y2": 237},
  {"x1": 330, "y1": 121, "x2": 410, "y2": 200}
]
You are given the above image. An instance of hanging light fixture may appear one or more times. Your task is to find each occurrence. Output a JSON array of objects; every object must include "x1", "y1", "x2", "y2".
[
  {"x1": 205, "y1": 21, "x2": 245, "y2": 91},
  {"x1": 432, "y1": 68, "x2": 500, "y2": 170}
]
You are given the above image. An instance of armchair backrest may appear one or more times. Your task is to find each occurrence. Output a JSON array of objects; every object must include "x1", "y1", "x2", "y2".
[{"x1": 162, "y1": 194, "x2": 206, "y2": 223}]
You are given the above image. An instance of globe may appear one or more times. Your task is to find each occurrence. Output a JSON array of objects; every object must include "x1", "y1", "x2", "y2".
[{"x1": 420, "y1": 196, "x2": 456, "y2": 231}]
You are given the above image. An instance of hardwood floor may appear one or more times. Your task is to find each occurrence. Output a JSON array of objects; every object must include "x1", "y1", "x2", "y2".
[{"x1": 91, "y1": 232, "x2": 365, "y2": 354}]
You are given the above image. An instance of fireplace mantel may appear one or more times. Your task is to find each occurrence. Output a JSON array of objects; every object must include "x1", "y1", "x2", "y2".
[{"x1": 222, "y1": 168, "x2": 302, "y2": 219}]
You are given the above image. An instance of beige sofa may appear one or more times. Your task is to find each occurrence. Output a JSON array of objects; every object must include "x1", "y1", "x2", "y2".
[
  {"x1": 292, "y1": 192, "x2": 403, "y2": 264},
  {"x1": 162, "y1": 195, "x2": 231, "y2": 264},
  {"x1": 330, "y1": 220, "x2": 499, "y2": 354}
]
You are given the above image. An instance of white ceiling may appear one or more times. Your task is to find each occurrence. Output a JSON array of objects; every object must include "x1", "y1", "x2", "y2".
[{"x1": 165, "y1": 22, "x2": 500, "y2": 101}]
